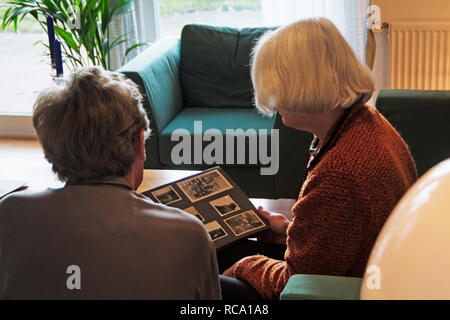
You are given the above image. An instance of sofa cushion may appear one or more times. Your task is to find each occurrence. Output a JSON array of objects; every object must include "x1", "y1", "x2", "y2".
[
  {"x1": 376, "y1": 90, "x2": 450, "y2": 177},
  {"x1": 180, "y1": 24, "x2": 274, "y2": 109},
  {"x1": 159, "y1": 107, "x2": 275, "y2": 167}
]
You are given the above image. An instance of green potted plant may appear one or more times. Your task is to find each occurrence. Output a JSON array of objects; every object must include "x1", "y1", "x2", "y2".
[{"x1": 1, "y1": 0, "x2": 147, "y2": 70}]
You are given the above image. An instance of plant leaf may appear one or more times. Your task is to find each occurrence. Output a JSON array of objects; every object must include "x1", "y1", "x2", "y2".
[{"x1": 54, "y1": 25, "x2": 78, "y2": 50}]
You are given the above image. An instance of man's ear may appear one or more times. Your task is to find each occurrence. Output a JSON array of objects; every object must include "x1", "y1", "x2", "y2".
[{"x1": 137, "y1": 129, "x2": 146, "y2": 161}]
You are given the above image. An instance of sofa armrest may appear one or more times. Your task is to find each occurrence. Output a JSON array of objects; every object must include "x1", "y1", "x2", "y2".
[
  {"x1": 376, "y1": 89, "x2": 450, "y2": 177},
  {"x1": 280, "y1": 274, "x2": 362, "y2": 300},
  {"x1": 119, "y1": 38, "x2": 183, "y2": 133},
  {"x1": 119, "y1": 39, "x2": 183, "y2": 168}
]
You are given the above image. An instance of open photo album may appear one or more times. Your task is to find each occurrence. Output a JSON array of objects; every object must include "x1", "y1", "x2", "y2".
[{"x1": 142, "y1": 167, "x2": 269, "y2": 250}]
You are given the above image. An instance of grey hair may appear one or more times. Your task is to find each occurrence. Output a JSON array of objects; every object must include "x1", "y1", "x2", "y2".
[{"x1": 33, "y1": 66, "x2": 150, "y2": 183}]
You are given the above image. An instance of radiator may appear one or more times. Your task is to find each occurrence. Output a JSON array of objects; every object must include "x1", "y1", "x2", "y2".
[{"x1": 389, "y1": 22, "x2": 450, "y2": 90}]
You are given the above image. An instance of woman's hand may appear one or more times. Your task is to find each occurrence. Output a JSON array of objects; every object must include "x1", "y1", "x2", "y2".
[{"x1": 257, "y1": 206, "x2": 291, "y2": 245}]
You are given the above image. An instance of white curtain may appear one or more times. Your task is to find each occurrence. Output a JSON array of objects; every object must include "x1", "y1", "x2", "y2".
[
  {"x1": 109, "y1": 3, "x2": 139, "y2": 71},
  {"x1": 109, "y1": 0, "x2": 160, "y2": 70},
  {"x1": 134, "y1": 0, "x2": 160, "y2": 47},
  {"x1": 261, "y1": 0, "x2": 370, "y2": 63}
]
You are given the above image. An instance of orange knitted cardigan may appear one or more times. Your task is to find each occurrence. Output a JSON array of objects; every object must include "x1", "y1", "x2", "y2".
[{"x1": 234, "y1": 103, "x2": 418, "y2": 300}]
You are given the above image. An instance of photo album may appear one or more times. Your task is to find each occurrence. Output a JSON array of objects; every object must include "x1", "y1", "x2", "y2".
[{"x1": 142, "y1": 167, "x2": 269, "y2": 250}]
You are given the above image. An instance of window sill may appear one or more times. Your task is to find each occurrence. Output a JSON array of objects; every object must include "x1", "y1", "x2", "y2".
[{"x1": 0, "y1": 114, "x2": 36, "y2": 137}]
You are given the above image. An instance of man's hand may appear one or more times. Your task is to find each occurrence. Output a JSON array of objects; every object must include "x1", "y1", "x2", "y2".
[{"x1": 257, "y1": 206, "x2": 291, "y2": 245}]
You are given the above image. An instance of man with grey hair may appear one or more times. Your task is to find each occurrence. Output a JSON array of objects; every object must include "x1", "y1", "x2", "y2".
[{"x1": 0, "y1": 67, "x2": 221, "y2": 299}]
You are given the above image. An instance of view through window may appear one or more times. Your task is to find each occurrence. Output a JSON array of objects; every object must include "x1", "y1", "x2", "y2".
[
  {"x1": 0, "y1": 0, "x2": 263, "y2": 116},
  {"x1": 0, "y1": 0, "x2": 53, "y2": 115},
  {"x1": 158, "y1": 0, "x2": 263, "y2": 38}
]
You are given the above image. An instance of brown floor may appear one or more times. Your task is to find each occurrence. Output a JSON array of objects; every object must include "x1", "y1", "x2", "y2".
[{"x1": 0, "y1": 137, "x2": 62, "y2": 190}]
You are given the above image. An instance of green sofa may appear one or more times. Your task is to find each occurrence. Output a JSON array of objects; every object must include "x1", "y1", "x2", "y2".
[
  {"x1": 119, "y1": 23, "x2": 450, "y2": 201},
  {"x1": 376, "y1": 90, "x2": 450, "y2": 177},
  {"x1": 119, "y1": 24, "x2": 312, "y2": 199}
]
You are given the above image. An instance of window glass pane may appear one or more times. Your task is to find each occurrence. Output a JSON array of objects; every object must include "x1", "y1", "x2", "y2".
[
  {"x1": 159, "y1": 0, "x2": 263, "y2": 38},
  {"x1": 0, "y1": 0, "x2": 53, "y2": 115}
]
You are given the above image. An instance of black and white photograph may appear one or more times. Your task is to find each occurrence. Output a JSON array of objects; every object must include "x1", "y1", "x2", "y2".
[
  {"x1": 177, "y1": 169, "x2": 233, "y2": 202},
  {"x1": 151, "y1": 185, "x2": 182, "y2": 205},
  {"x1": 205, "y1": 221, "x2": 228, "y2": 241},
  {"x1": 224, "y1": 210, "x2": 265, "y2": 236},
  {"x1": 209, "y1": 195, "x2": 240, "y2": 216},
  {"x1": 183, "y1": 206, "x2": 205, "y2": 222}
]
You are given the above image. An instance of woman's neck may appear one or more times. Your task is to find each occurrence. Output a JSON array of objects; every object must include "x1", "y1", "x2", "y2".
[
  {"x1": 278, "y1": 106, "x2": 347, "y2": 143},
  {"x1": 314, "y1": 107, "x2": 346, "y2": 143}
]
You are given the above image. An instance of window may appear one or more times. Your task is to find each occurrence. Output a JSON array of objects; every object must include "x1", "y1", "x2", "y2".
[
  {"x1": 0, "y1": 0, "x2": 53, "y2": 116},
  {"x1": 158, "y1": 0, "x2": 263, "y2": 38},
  {"x1": 157, "y1": 0, "x2": 369, "y2": 62},
  {"x1": 0, "y1": 0, "x2": 370, "y2": 135}
]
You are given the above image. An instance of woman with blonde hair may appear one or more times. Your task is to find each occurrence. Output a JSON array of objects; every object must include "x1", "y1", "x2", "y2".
[{"x1": 220, "y1": 18, "x2": 417, "y2": 300}]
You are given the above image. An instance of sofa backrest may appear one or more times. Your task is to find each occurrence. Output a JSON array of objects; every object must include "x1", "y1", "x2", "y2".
[
  {"x1": 376, "y1": 89, "x2": 450, "y2": 177},
  {"x1": 179, "y1": 24, "x2": 275, "y2": 109}
]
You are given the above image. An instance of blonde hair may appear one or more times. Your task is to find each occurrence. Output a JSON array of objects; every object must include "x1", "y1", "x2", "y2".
[
  {"x1": 33, "y1": 67, "x2": 150, "y2": 183},
  {"x1": 251, "y1": 17, "x2": 374, "y2": 115}
]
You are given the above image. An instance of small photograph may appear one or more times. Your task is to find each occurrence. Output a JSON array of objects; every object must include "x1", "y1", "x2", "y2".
[
  {"x1": 224, "y1": 210, "x2": 265, "y2": 237},
  {"x1": 209, "y1": 195, "x2": 240, "y2": 216},
  {"x1": 183, "y1": 206, "x2": 205, "y2": 223},
  {"x1": 205, "y1": 221, "x2": 228, "y2": 241},
  {"x1": 177, "y1": 169, "x2": 233, "y2": 202},
  {"x1": 152, "y1": 185, "x2": 182, "y2": 205}
]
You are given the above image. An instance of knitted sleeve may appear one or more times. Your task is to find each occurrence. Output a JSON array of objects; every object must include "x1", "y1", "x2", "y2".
[{"x1": 234, "y1": 170, "x2": 368, "y2": 300}]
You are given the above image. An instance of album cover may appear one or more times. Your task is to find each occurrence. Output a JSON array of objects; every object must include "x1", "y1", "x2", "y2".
[{"x1": 142, "y1": 167, "x2": 269, "y2": 250}]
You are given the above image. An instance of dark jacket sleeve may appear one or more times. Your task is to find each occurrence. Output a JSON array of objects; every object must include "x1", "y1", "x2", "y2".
[{"x1": 197, "y1": 238, "x2": 222, "y2": 300}]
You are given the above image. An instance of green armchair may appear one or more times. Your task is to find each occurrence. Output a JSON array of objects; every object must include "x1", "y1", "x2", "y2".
[
  {"x1": 119, "y1": 24, "x2": 312, "y2": 198},
  {"x1": 280, "y1": 274, "x2": 362, "y2": 300},
  {"x1": 376, "y1": 89, "x2": 450, "y2": 177},
  {"x1": 119, "y1": 20, "x2": 450, "y2": 200}
]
